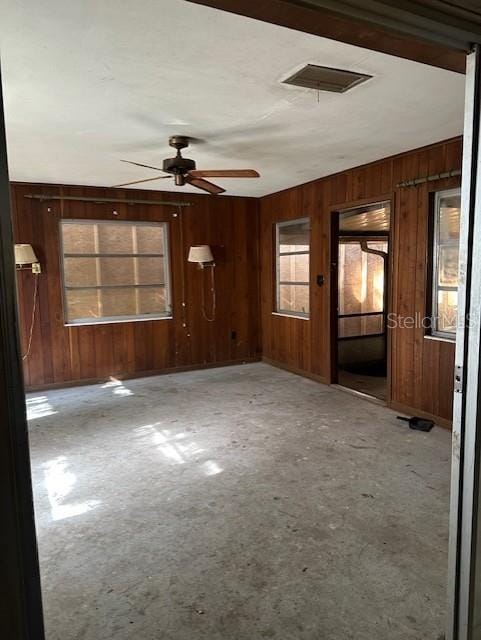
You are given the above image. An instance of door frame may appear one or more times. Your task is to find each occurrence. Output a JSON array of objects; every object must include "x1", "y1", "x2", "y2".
[
  {"x1": 0, "y1": 64, "x2": 46, "y2": 639},
  {"x1": 447, "y1": 44, "x2": 481, "y2": 640},
  {"x1": 2, "y1": 5, "x2": 481, "y2": 639},
  {"x1": 329, "y1": 197, "x2": 393, "y2": 404}
]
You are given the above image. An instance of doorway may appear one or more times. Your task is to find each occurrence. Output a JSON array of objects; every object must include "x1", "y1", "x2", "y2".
[{"x1": 331, "y1": 201, "x2": 391, "y2": 402}]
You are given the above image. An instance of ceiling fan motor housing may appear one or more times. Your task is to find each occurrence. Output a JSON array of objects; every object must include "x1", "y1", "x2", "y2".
[
  {"x1": 162, "y1": 156, "x2": 196, "y2": 185},
  {"x1": 163, "y1": 136, "x2": 195, "y2": 184}
]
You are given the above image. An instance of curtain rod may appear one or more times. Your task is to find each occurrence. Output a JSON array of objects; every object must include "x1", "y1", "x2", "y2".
[
  {"x1": 396, "y1": 168, "x2": 461, "y2": 188},
  {"x1": 24, "y1": 194, "x2": 192, "y2": 207}
]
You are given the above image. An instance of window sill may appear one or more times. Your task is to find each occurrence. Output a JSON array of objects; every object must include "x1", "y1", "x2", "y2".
[
  {"x1": 424, "y1": 334, "x2": 455, "y2": 344},
  {"x1": 272, "y1": 312, "x2": 309, "y2": 321},
  {"x1": 65, "y1": 315, "x2": 173, "y2": 327}
]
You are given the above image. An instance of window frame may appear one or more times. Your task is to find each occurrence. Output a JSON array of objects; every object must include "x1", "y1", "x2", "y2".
[
  {"x1": 59, "y1": 218, "x2": 172, "y2": 326},
  {"x1": 275, "y1": 217, "x2": 310, "y2": 319},
  {"x1": 429, "y1": 187, "x2": 461, "y2": 341}
]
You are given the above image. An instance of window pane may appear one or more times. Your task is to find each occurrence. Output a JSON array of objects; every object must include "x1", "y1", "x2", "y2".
[
  {"x1": 136, "y1": 257, "x2": 165, "y2": 285},
  {"x1": 366, "y1": 252, "x2": 385, "y2": 312},
  {"x1": 138, "y1": 287, "x2": 167, "y2": 314},
  {"x1": 436, "y1": 290, "x2": 458, "y2": 334},
  {"x1": 339, "y1": 314, "x2": 383, "y2": 338},
  {"x1": 97, "y1": 223, "x2": 134, "y2": 254},
  {"x1": 279, "y1": 254, "x2": 309, "y2": 283},
  {"x1": 101, "y1": 288, "x2": 137, "y2": 317},
  {"x1": 279, "y1": 284, "x2": 309, "y2": 315},
  {"x1": 438, "y1": 246, "x2": 459, "y2": 287},
  {"x1": 279, "y1": 221, "x2": 309, "y2": 253},
  {"x1": 63, "y1": 257, "x2": 98, "y2": 287},
  {"x1": 99, "y1": 257, "x2": 135, "y2": 286},
  {"x1": 365, "y1": 314, "x2": 384, "y2": 334},
  {"x1": 62, "y1": 223, "x2": 96, "y2": 253},
  {"x1": 439, "y1": 195, "x2": 461, "y2": 243},
  {"x1": 65, "y1": 289, "x2": 101, "y2": 321},
  {"x1": 136, "y1": 225, "x2": 165, "y2": 254},
  {"x1": 339, "y1": 316, "x2": 362, "y2": 338}
]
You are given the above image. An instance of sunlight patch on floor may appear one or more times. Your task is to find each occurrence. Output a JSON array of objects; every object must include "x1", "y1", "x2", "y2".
[{"x1": 43, "y1": 456, "x2": 101, "y2": 521}]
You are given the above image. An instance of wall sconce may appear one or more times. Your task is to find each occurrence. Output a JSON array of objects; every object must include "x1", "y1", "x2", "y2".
[
  {"x1": 15, "y1": 244, "x2": 41, "y2": 273},
  {"x1": 188, "y1": 245, "x2": 216, "y2": 321},
  {"x1": 188, "y1": 245, "x2": 214, "y2": 269},
  {"x1": 14, "y1": 244, "x2": 41, "y2": 361}
]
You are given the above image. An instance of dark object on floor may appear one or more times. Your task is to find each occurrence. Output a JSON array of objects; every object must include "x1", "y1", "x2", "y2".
[{"x1": 397, "y1": 416, "x2": 434, "y2": 432}]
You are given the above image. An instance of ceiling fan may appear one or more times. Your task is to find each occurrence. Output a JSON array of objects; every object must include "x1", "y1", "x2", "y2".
[{"x1": 112, "y1": 135, "x2": 260, "y2": 195}]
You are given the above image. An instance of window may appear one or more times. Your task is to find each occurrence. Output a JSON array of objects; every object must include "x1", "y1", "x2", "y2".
[
  {"x1": 275, "y1": 218, "x2": 310, "y2": 318},
  {"x1": 430, "y1": 188, "x2": 461, "y2": 339},
  {"x1": 60, "y1": 220, "x2": 171, "y2": 325}
]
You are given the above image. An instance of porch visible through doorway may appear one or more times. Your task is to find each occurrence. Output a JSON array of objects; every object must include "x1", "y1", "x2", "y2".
[{"x1": 335, "y1": 202, "x2": 391, "y2": 401}]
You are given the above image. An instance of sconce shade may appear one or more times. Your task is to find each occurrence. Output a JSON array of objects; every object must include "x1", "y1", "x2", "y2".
[
  {"x1": 14, "y1": 243, "x2": 38, "y2": 265},
  {"x1": 188, "y1": 245, "x2": 213, "y2": 264}
]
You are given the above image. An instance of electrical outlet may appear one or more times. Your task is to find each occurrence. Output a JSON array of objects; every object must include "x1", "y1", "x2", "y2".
[
  {"x1": 32, "y1": 262, "x2": 42, "y2": 274},
  {"x1": 231, "y1": 330, "x2": 237, "y2": 340}
]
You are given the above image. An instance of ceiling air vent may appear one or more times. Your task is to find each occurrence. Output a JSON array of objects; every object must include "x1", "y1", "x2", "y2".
[{"x1": 282, "y1": 64, "x2": 372, "y2": 94}]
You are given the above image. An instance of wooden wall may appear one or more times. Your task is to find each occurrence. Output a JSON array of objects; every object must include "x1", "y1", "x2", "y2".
[
  {"x1": 11, "y1": 183, "x2": 260, "y2": 388},
  {"x1": 260, "y1": 137, "x2": 462, "y2": 425}
]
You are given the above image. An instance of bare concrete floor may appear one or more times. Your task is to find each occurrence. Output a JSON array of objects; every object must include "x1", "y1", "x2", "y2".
[{"x1": 27, "y1": 363, "x2": 451, "y2": 640}]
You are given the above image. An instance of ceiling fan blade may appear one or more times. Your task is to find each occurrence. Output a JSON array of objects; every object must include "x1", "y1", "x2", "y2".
[
  {"x1": 186, "y1": 175, "x2": 225, "y2": 195},
  {"x1": 189, "y1": 169, "x2": 260, "y2": 178},
  {"x1": 112, "y1": 175, "x2": 172, "y2": 188},
  {"x1": 120, "y1": 159, "x2": 165, "y2": 172}
]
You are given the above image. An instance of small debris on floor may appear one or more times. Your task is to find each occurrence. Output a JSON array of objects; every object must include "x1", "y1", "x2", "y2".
[
  {"x1": 397, "y1": 415, "x2": 434, "y2": 432},
  {"x1": 361, "y1": 493, "x2": 375, "y2": 498}
]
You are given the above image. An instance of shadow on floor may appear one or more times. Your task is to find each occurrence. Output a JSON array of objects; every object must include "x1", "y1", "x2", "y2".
[{"x1": 338, "y1": 362, "x2": 387, "y2": 401}]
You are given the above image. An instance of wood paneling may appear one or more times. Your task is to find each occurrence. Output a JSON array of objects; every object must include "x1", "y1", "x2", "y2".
[
  {"x1": 11, "y1": 183, "x2": 260, "y2": 388},
  {"x1": 186, "y1": 0, "x2": 467, "y2": 73},
  {"x1": 260, "y1": 137, "x2": 462, "y2": 424}
]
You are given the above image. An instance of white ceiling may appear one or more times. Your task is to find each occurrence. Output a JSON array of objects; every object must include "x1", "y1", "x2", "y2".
[{"x1": 0, "y1": 0, "x2": 465, "y2": 197}]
